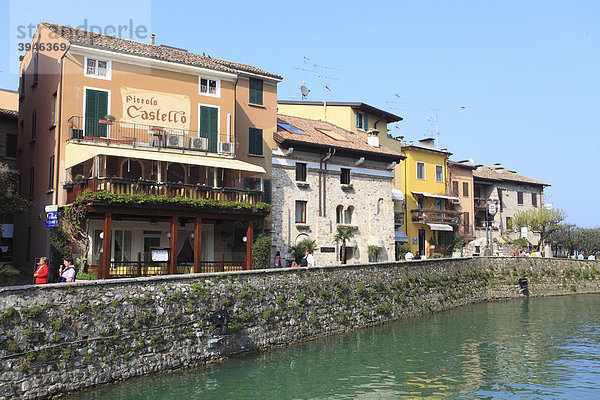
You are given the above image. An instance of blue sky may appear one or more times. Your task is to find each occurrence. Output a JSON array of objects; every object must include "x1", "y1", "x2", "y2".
[{"x1": 1, "y1": 0, "x2": 598, "y2": 226}]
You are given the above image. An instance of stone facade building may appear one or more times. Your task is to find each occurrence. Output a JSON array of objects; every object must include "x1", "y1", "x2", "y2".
[
  {"x1": 271, "y1": 114, "x2": 404, "y2": 265},
  {"x1": 465, "y1": 164, "x2": 550, "y2": 255}
]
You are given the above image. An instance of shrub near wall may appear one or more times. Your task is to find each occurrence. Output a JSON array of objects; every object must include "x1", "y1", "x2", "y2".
[{"x1": 0, "y1": 257, "x2": 599, "y2": 399}]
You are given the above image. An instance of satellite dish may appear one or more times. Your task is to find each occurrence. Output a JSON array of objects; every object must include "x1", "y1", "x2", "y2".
[{"x1": 300, "y1": 85, "x2": 310, "y2": 99}]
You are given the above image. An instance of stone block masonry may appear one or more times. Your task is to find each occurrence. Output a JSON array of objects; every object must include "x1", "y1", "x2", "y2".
[{"x1": 1, "y1": 257, "x2": 599, "y2": 399}]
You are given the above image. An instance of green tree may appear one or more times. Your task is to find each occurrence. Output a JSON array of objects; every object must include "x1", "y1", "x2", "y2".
[
  {"x1": 334, "y1": 227, "x2": 355, "y2": 264},
  {"x1": 546, "y1": 223, "x2": 578, "y2": 256},
  {"x1": 512, "y1": 207, "x2": 566, "y2": 251},
  {"x1": 289, "y1": 238, "x2": 317, "y2": 264},
  {"x1": 573, "y1": 227, "x2": 600, "y2": 257},
  {"x1": 252, "y1": 234, "x2": 271, "y2": 269},
  {"x1": 0, "y1": 162, "x2": 30, "y2": 216},
  {"x1": 0, "y1": 262, "x2": 20, "y2": 286}
]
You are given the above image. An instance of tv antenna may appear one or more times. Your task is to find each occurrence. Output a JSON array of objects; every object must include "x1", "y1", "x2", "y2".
[
  {"x1": 385, "y1": 93, "x2": 407, "y2": 138},
  {"x1": 313, "y1": 62, "x2": 340, "y2": 101},
  {"x1": 427, "y1": 108, "x2": 444, "y2": 148},
  {"x1": 295, "y1": 56, "x2": 315, "y2": 100}
]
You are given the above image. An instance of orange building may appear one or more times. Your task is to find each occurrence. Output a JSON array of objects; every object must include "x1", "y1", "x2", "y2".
[
  {"x1": 447, "y1": 160, "x2": 476, "y2": 242},
  {"x1": 16, "y1": 22, "x2": 281, "y2": 277}
]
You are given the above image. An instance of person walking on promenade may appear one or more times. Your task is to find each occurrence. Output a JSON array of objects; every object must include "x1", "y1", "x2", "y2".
[
  {"x1": 58, "y1": 258, "x2": 76, "y2": 283},
  {"x1": 307, "y1": 250, "x2": 315, "y2": 267},
  {"x1": 274, "y1": 251, "x2": 281, "y2": 268},
  {"x1": 33, "y1": 257, "x2": 49, "y2": 284}
]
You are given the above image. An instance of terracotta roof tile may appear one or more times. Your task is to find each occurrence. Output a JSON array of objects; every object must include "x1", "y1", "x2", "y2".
[
  {"x1": 473, "y1": 166, "x2": 549, "y2": 186},
  {"x1": 275, "y1": 114, "x2": 402, "y2": 159},
  {"x1": 0, "y1": 108, "x2": 18, "y2": 119},
  {"x1": 42, "y1": 22, "x2": 282, "y2": 80}
]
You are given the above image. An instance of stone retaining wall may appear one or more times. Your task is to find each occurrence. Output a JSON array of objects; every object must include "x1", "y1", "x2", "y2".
[{"x1": 1, "y1": 257, "x2": 599, "y2": 399}]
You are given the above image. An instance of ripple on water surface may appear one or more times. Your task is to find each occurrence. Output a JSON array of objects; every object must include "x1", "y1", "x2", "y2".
[{"x1": 66, "y1": 294, "x2": 600, "y2": 400}]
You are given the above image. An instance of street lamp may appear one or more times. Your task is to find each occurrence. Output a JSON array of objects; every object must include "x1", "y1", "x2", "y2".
[{"x1": 484, "y1": 201, "x2": 497, "y2": 256}]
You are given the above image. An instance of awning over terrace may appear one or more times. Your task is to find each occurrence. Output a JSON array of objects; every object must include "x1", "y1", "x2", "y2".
[
  {"x1": 427, "y1": 223, "x2": 453, "y2": 231},
  {"x1": 411, "y1": 191, "x2": 459, "y2": 202},
  {"x1": 64, "y1": 142, "x2": 266, "y2": 174}
]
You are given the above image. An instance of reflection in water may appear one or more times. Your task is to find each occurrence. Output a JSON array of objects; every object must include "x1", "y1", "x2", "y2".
[{"x1": 67, "y1": 295, "x2": 600, "y2": 400}]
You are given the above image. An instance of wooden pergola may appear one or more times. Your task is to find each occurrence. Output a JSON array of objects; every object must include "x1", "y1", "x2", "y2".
[{"x1": 85, "y1": 202, "x2": 267, "y2": 279}]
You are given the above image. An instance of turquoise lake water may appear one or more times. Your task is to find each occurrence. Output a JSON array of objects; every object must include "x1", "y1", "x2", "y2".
[{"x1": 67, "y1": 294, "x2": 600, "y2": 399}]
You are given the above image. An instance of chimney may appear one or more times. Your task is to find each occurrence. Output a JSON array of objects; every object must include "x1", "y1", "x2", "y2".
[
  {"x1": 440, "y1": 147, "x2": 448, "y2": 152},
  {"x1": 418, "y1": 137, "x2": 435, "y2": 149},
  {"x1": 151, "y1": 34, "x2": 156, "y2": 45},
  {"x1": 367, "y1": 129, "x2": 380, "y2": 148}
]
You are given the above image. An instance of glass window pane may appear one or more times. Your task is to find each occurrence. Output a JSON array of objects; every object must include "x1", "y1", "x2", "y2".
[
  {"x1": 97, "y1": 61, "x2": 107, "y2": 76},
  {"x1": 200, "y1": 78, "x2": 208, "y2": 93},
  {"x1": 114, "y1": 230, "x2": 123, "y2": 261},
  {"x1": 123, "y1": 231, "x2": 132, "y2": 261},
  {"x1": 93, "y1": 230, "x2": 103, "y2": 265},
  {"x1": 87, "y1": 59, "x2": 96, "y2": 75}
]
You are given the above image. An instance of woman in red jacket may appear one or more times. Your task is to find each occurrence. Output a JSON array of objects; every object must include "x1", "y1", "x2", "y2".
[{"x1": 34, "y1": 257, "x2": 49, "y2": 284}]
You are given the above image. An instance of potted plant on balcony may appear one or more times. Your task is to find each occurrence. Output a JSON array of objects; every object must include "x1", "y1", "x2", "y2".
[
  {"x1": 222, "y1": 186, "x2": 238, "y2": 193},
  {"x1": 74, "y1": 174, "x2": 88, "y2": 186},
  {"x1": 166, "y1": 180, "x2": 185, "y2": 189},
  {"x1": 195, "y1": 183, "x2": 212, "y2": 191},
  {"x1": 341, "y1": 183, "x2": 354, "y2": 191},
  {"x1": 137, "y1": 178, "x2": 157, "y2": 186},
  {"x1": 99, "y1": 114, "x2": 116, "y2": 125},
  {"x1": 108, "y1": 176, "x2": 131, "y2": 185}
]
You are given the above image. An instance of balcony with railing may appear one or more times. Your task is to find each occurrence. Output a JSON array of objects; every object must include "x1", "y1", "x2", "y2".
[
  {"x1": 65, "y1": 177, "x2": 264, "y2": 205},
  {"x1": 411, "y1": 208, "x2": 462, "y2": 225},
  {"x1": 67, "y1": 116, "x2": 235, "y2": 156},
  {"x1": 474, "y1": 197, "x2": 489, "y2": 209}
]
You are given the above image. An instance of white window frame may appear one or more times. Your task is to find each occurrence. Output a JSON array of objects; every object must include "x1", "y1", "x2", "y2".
[
  {"x1": 198, "y1": 76, "x2": 221, "y2": 97},
  {"x1": 84, "y1": 56, "x2": 112, "y2": 80},
  {"x1": 435, "y1": 164, "x2": 444, "y2": 182},
  {"x1": 416, "y1": 162, "x2": 425, "y2": 180}
]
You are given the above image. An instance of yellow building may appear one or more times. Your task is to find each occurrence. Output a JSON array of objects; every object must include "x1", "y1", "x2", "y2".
[{"x1": 401, "y1": 138, "x2": 459, "y2": 256}]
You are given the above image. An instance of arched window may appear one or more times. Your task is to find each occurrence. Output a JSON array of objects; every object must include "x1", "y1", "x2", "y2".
[
  {"x1": 344, "y1": 206, "x2": 354, "y2": 225},
  {"x1": 336, "y1": 205, "x2": 344, "y2": 224},
  {"x1": 167, "y1": 163, "x2": 185, "y2": 183},
  {"x1": 376, "y1": 198, "x2": 384, "y2": 215},
  {"x1": 121, "y1": 160, "x2": 142, "y2": 180}
]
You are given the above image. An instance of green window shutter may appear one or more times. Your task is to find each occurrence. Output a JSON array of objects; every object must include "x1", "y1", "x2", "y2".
[
  {"x1": 85, "y1": 89, "x2": 97, "y2": 119},
  {"x1": 364, "y1": 114, "x2": 368, "y2": 130},
  {"x1": 249, "y1": 128, "x2": 263, "y2": 155},
  {"x1": 249, "y1": 78, "x2": 263, "y2": 105},
  {"x1": 263, "y1": 178, "x2": 271, "y2": 204},
  {"x1": 85, "y1": 89, "x2": 108, "y2": 138},
  {"x1": 200, "y1": 106, "x2": 218, "y2": 152},
  {"x1": 355, "y1": 112, "x2": 360, "y2": 128}
]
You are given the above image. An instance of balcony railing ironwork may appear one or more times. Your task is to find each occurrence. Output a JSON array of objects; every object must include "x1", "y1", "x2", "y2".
[
  {"x1": 474, "y1": 197, "x2": 489, "y2": 209},
  {"x1": 65, "y1": 177, "x2": 264, "y2": 205},
  {"x1": 411, "y1": 208, "x2": 462, "y2": 225},
  {"x1": 87, "y1": 260, "x2": 245, "y2": 278},
  {"x1": 68, "y1": 116, "x2": 234, "y2": 155}
]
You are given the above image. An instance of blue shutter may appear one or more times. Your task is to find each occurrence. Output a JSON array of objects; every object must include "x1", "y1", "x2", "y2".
[
  {"x1": 364, "y1": 114, "x2": 368, "y2": 130},
  {"x1": 355, "y1": 112, "x2": 359, "y2": 128}
]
